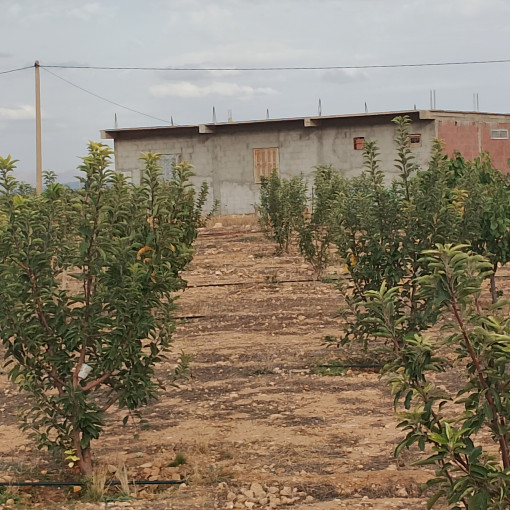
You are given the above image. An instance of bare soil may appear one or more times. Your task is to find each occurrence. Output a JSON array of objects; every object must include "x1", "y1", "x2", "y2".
[{"x1": 4, "y1": 221, "x2": 501, "y2": 509}]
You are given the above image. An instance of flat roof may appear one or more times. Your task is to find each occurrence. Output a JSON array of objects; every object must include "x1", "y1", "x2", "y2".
[{"x1": 101, "y1": 109, "x2": 510, "y2": 139}]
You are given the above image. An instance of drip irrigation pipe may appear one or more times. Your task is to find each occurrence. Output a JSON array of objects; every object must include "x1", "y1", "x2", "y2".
[
  {"x1": 198, "y1": 230, "x2": 254, "y2": 237},
  {"x1": 0, "y1": 480, "x2": 185, "y2": 487},
  {"x1": 187, "y1": 277, "x2": 341, "y2": 288},
  {"x1": 318, "y1": 363, "x2": 385, "y2": 369},
  {"x1": 185, "y1": 274, "x2": 510, "y2": 289}
]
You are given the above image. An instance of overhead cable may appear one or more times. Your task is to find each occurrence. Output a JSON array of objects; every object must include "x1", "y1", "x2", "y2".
[
  {"x1": 40, "y1": 59, "x2": 510, "y2": 72},
  {"x1": 0, "y1": 65, "x2": 34, "y2": 76},
  {"x1": 2, "y1": 59, "x2": 510, "y2": 76},
  {"x1": 42, "y1": 68, "x2": 172, "y2": 125}
]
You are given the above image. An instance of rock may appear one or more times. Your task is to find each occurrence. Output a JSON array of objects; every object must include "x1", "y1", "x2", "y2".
[
  {"x1": 250, "y1": 482, "x2": 266, "y2": 499},
  {"x1": 244, "y1": 503, "x2": 255, "y2": 509},
  {"x1": 396, "y1": 487, "x2": 408, "y2": 498},
  {"x1": 259, "y1": 497, "x2": 269, "y2": 506},
  {"x1": 225, "y1": 504, "x2": 234, "y2": 510},
  {"x1": 281, "y1": 496, "x2": 294, "y2": 505},
  {"x1": 241, "y1": 489, "x2": 254, "y2": 500},
  {"x1": 227, "y1": 492, "x2": 237, "y2": 501},
  {"x1": 236, "y1": 495, "x2": 247, "y2": 504},
  {"x1": 305, "y1": 495, "x2": 314, "y2": 503},
  {"x1": 280, "y1": 486, "x2": 292, "y2": 497},
  {"x1": 268, "y1": 486, "x2": 279, "y2": 494},
  {"x1": 139, "y1": 462, "x2": 152, "y2": 469}
]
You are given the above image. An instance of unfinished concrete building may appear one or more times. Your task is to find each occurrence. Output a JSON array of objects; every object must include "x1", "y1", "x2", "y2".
[{"x1": 101, "y1": 110, "x2": 510, "y2": 215}]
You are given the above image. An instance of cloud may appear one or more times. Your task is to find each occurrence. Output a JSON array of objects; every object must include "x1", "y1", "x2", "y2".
[
  {"x1": 67, "y1": 3, "x2": 102, "y2": 20},
  {"x1": 163, "y1": 43, "x2": 316, "y2": 67},
  {"x1": 150, "y1": 81, "x2": 277, "y2": 98},
  {"x1": 321, "y1": 68, "x2": 370, "y2": 84},
  {"x1": 0, "y1": 105, "x2": 36, "y2": 120}
]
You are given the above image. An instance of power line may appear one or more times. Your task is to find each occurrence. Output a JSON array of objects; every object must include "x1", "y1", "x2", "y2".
[
  {"x1": 0, "y1": 65, "x2": 33, "y2": 76},
  {"x1": 2, "y1": 59, "x2": 510, "y2": 77},
  {"x1": 40, "y1": 59, "x2": 510, "y2": 72},
  {"x1": 42, "y1": 68, "x2": 172, "y2": 125}
]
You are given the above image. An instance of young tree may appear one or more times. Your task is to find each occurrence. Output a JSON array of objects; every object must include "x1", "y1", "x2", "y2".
[
  {"x1": 297, "y1": 165, "x2": 344, "y2": 279},
  {"x1": 366, "y1": 245, "x2": 510, "y2": 509},
  {"x1": 459, "y1": 154, "x2": 510, "y2": 302},
  {"x1": 0, "y1": 143, "x2": 206, "y2": 475},
  {"x1": 258, "y1": 170, "x2": 307, "y2": 254}
]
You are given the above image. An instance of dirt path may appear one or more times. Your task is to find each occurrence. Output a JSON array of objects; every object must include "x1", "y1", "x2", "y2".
[{"x1": 0, "y1": 224, "x2": 450, "y2": 509}]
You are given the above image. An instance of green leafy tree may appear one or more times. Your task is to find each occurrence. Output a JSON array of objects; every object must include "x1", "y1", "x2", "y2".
[
  {"x1": 0, "y1": 143, "x2": 207, "y2": 475},
  {"x1": 365, "y1": 245, "x2": 510, "y2": 509},
  {"x1": 297, "y1": 165, "x2": 344, "y2": 279},
  {"x1": 258, "y1": 170, "x2": 307, "y2": 254},
  {"x1": 458, "y1": 154, "x2": 510, "y2": 303},
  {"x1": 331, "y1": 118, "x2": 468, "y2": 350}
]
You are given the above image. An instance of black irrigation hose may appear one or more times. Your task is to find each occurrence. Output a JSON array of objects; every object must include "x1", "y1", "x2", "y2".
[
  {"x1": 187, "y1": 278, "x2": 325, "y2": 288},
  {"x1": 318, "y1": 363, "x2": 385, "y2": 369},
  {"x1": 0, "y1": 480, "x2": 185, "y2": 487}
]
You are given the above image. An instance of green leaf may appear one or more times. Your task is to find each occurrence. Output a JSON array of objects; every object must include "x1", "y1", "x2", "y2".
[{"x1": 427, "y1": 490, "x2": 446, "y2": 509}]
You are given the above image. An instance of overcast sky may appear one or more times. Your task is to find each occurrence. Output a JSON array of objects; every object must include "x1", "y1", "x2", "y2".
[{"x1": 1, "y1": 0, "x2": 510, "y2": 184}]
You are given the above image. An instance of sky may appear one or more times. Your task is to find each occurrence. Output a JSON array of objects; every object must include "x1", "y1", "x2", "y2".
[{"x1": 1, "y1": 0, "x2": 510, "y2": 184}]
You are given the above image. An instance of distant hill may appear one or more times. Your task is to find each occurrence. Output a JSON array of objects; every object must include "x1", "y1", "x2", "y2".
[{"x1": 62, "y1": 180, "x2": 81, "y2": 190}]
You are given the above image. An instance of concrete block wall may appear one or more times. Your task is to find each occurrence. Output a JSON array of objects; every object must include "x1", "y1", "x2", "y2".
[{"x1": 113, "y1": 117, "x2": 437, "y2": 215}]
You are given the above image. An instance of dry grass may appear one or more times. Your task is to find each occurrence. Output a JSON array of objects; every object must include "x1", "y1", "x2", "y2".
[
  {"x1": 205, "y1": 214, "x2": 258, "y2": 229},
  {"x1": 116, "y1": 462, "x2": 133, "y2": 497},
  {"x1": 194, "y1": 439, "x2": 211, "y2": 455},
  {"x1": 86, "y1": 463, "x2": 108, "y2": 501},
  {"x1": 187, "y1": 461, "x2": 234, "y2": 486}
]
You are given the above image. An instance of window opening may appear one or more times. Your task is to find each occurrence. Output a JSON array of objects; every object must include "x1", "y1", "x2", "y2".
[
  {"x1": 353, "y1": 137, "x2": 365, "y2": 150},
  {"x1": 491, "y1": 129, "x2": 509, "y2": 140}
]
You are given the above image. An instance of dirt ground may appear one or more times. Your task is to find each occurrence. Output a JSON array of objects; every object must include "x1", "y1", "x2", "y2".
[{"x1": 1, "y1": 218, "x2": 489, "y2": 510}]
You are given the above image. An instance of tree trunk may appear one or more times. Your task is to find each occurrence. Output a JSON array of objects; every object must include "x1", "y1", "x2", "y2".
[
  {"x1": 80, "y1": 447, "x2": 92, "y2": 477},
  {"x1": 72, "y1": 429, "x2": 93, "y2": 476},
  {"x1": 490, "y1": 263, "x2": 498, "y2": 304}
]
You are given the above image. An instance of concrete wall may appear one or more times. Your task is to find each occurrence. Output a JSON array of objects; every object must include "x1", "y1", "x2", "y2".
[{"x1": 112, "y1": 115, "x2": 436, "y2": 214}]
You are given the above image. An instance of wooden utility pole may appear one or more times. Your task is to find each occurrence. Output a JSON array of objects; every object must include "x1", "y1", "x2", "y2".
[{"x1": 35, "y1": 60, "x2": 42, "y2": 194}]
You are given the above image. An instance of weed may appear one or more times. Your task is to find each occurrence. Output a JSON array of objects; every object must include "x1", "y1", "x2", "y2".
[
  {"x1": 0, "y1": 486, "x2": 20, "y2": 505},
  {"x1": 168, "y1": 453, "x2": 187, "y2": 467},
  {"x1": 85, "y1": 464, "x2": 107, "y2": 502},
  {"x1": 195, "y1": 440, "x2": 210, "y2": 455},
  {"x1": 115, "y1": 462, "x2": 134, "y2": 499},
  {"x1": 190, "y1": 463, "x2": 233, "y2": 485},
  {"x1": 313, "y1": 365, "x2": 346, "y2": 376},
  {"x1": 217, "y1": 447, "x2": 235, "y2": 461},
  {"x1": 252, "y1": 367, "x2": 275, "y2": 375}
]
